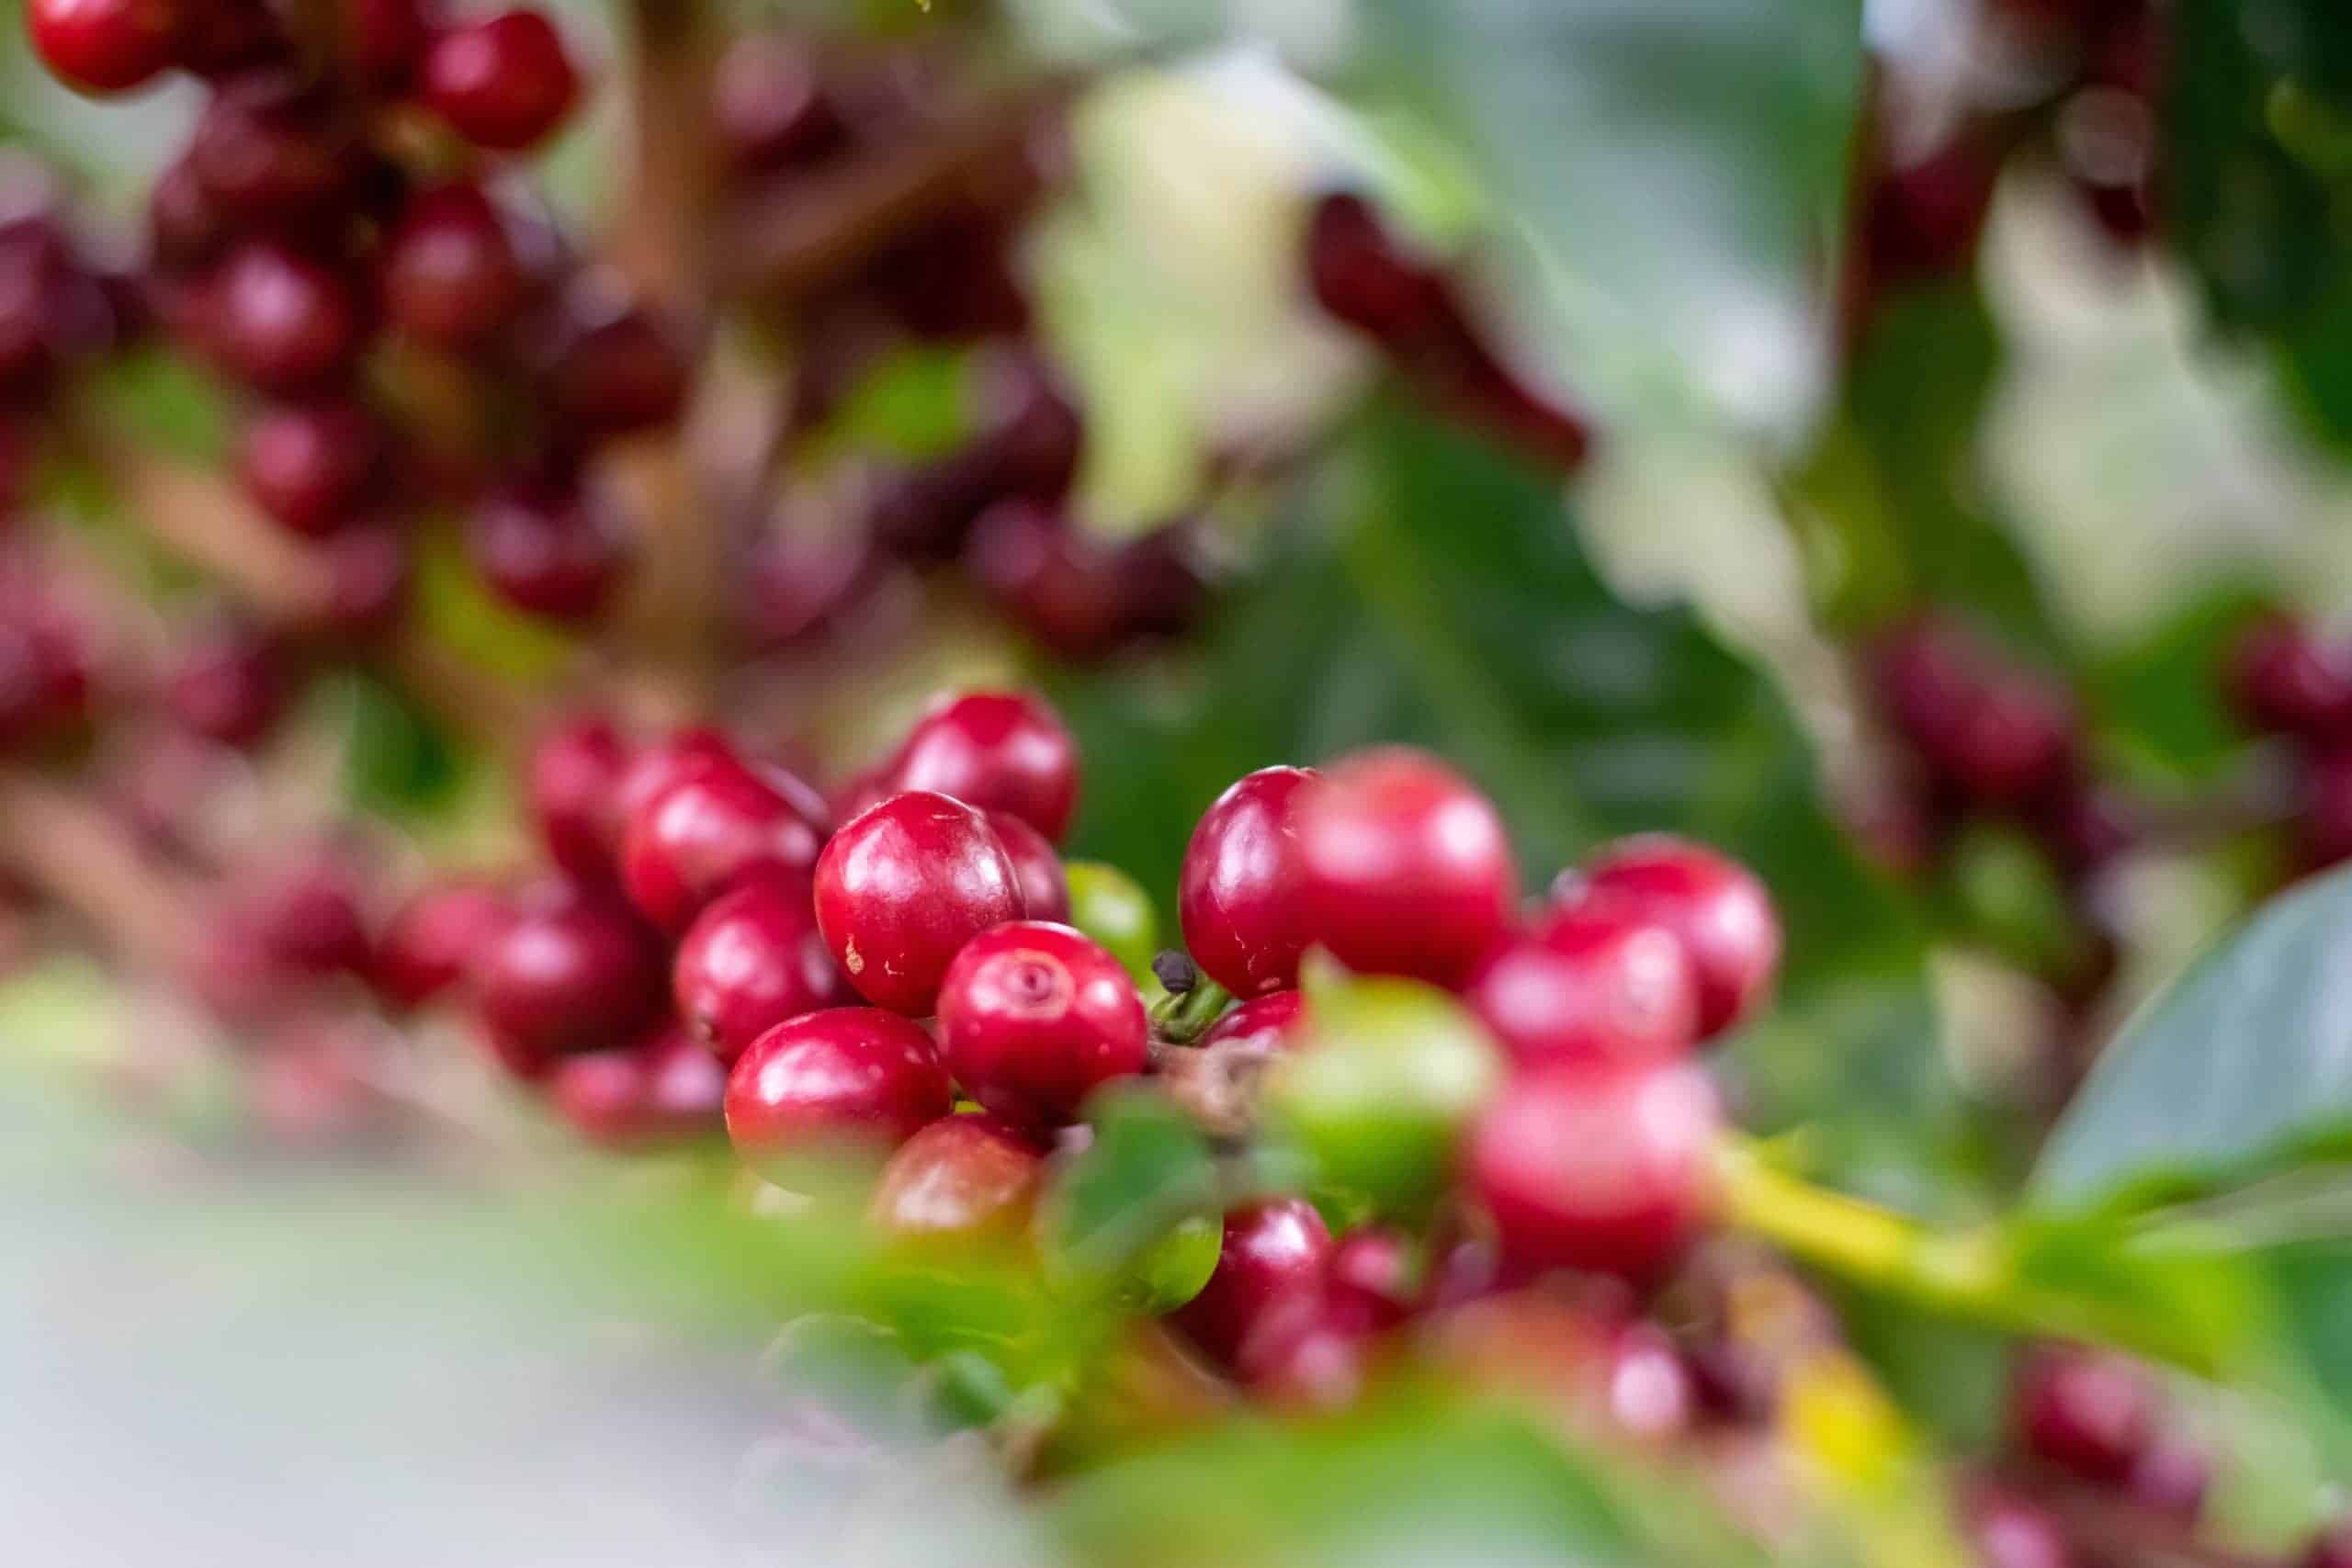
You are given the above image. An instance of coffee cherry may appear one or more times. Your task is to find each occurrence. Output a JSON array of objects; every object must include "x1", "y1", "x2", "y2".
[
  {"x1": 473, "y1": 881, "x2": 663, "y2": 1076},
  {"x1": 187, "y1": 73, "x2": 359, "y2": 224},
  {"x1": 526, "y1": 713, "x2": 630, "y2": 880},
  {"x1": 713, "y1": 32, "x2": 842, "y2": 172},
  {"x1": 1464, "y1": 898, "x2": 1698, "y2": 1068},
  {"x1": 536, "y1": 286, "x2": 689, "y2": 438},
  {"x1": 311, "y1": 520, "x2": 408, "y2": 637},
  {"x1": 348, "y1": 0, "x2": 428, "y2": 90},
  {"x1": 1577, "y1": 835, "x2": 1781, "y2": 1040},
  {"x1": 723, "y1": 1007, "x2": 953, "y2": 1175},
  {"x1": 935, "y1": 920, "x2": 1148, "y2": 1127},
  {"x1": 1322, "y1": 1226, "x2": 1418, "y2": 1335},
  {"x1": 1467, "y1": 1058, "x2": 1721, "y2": 1284},
  {"x1": 1180, "y1": 764, "x2": 1318, "y2": 998},
  {"x1": 2126, "y1": 1440, "x2": 2211, "y2": 1522},
  {"x1": 420, "y1": 10, "x2": 581, "y2": 152},
  {"x1": 236, "y1": 398, "x2": 380, "y2": 536},
  {"x1": 813, "y1": 791, "x2": 1023, "y2": 1016},
  {"x1": 467, "y1": 472, "x2": 627, "y2": 622},
  {"x1": 372, "y1": 878, "x2": 511, "y2": 1012},
  {"x1": 1295, "y1": 747, "x2": 1519, "y2": 987},
  {"x1": 1199, "y1": 988, "x2": 1306, "y2": 1055},
  {"x1": 673, "y1": 874, "x2": 852, "y2": 1064},
  {"x1": 28, "y1": 0, "x2": 178, "y2": 95},
  {"x1": 988, "y1": 810, "x2": 1069, "y2": 922},
  {"x1": 1963, "y1": 1486, "x2": 2078, "y2": 1568},
  {"x1": 209, "y1": 242, "x2": 363, "y2": 393},
  {"x1": 1235, "y1": 1294, "x2": 1375, "y2": 1408},
  {"x1": 239, "y1": 843, "x2": 372, "y2": 977},
  {"x1": 2301, "y1": 750, "x2": 2352, "y2": 871},
  {"x1": 548, "y1": 1024, "x2": 726, "y2": 1151},
  {"x1": 2010, "y1": 1346, "x2": 2157, "y2": 1485},
  {"x1": 962, "y1": 500, "x2": 1130, "y2": 661},
  {"x1": 1305, "y1": 192, "x2": 1445, "y2": 343},
  {"x1": 380, "y1": 182, "x2": 526, "y2": 349},
  {"x1": 1861, "y1": 137, "x2": 1999, "y2": 283},
  {"x1": 147, "y1": 155, "x2": 225, "y2": 272},
  {"x1": 2227, "y1": 615, "x2": 2352, "y2": 741},
  {"x1": 1170, "y1": 1199, "x2": 1333, "y2": 1369},
  {"x1": 172, "y1": 0, "x2": 288, "y2": 79},
  {"x1": 2306, "y1": 1519, "x2": 2352, "y2": 1568},
  {"x1": 613, "y1": 726, "x2": 733, "y2": 833},
  {"x1": 1936, "y1": 672, "x2": 2079, "y2": 807},
  {"x1": 621, "y1": 750, "x2": 829, "y2": 933},
  {"x1": 886, "y1": 690, "x2": 1080, "y2": 843},
  {"x1": 164, "y1": 617, "x2": 288, "y2": 747},
  {"x1": 869, "y1": 1111, "x2": 1046, "y2": 1239}
]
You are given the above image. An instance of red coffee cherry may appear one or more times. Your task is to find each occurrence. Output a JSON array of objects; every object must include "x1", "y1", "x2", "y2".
[
  {"x1": 813, "y1": 791, "x2": 1023, "y2": 1016},
  {"x1": 28, "y1": 0, "x2": 178, "y2": 95},
  {"x1": 673, "y1": 874, "x2": 852, "y2": 1065},
  {"x1": 713, "y1": 32, "x2": 842, "y2": 172},
  {"x1": 209, "y1": 242, "x2": 363, "y2": 393},
  {"x1": 1198, "y1": 988, "x2": 1306, "y2": 1055},
  {"x1": 886, "y1": 690, "x2": 1080, "y2": 843},
  {"x1": 187, "y1": 73, "x2": 358, "y2": 224},
  {"x1": 1467, "y1": 1058, "x2": 1722, "y2": 1284},
  {"x1": 2302, "y1": 750, "x2": 2352, "y2": 872},
  {"x1": 372, "y1": 878, "x2": 511, "y2": 1012},
  {"x1": 147, "y1": 154, "x2": 226, "y2": 272},
  {"x1": 723, "y1": 1008, "x2": 953, "y2": 1175},
  {"x1": 1963, "y1": 1486, "x2": 2078, "y2": 1568},
  {"x1": 962, "y1": 500, "x2": 1132, "y2": 663},
  {"x1": 1936, "y1": 671, "x2": 2079, "y2": 807},
  {"x1": 1170, "y1": 1198, "x2": 1333, "y2": 1369},
  {"x1": 2227, "y1": 615, "x2": 2352, "y2": 742},
  {"x1": 1180, "y1": 764, "x2": 1318, "y2": 999},
  {"x1": 348, "y1": 0, "x2": 428, "y2": 89},
  {"x1": 621, "y1": 750, "x2": 829, "y2": 934},
  {"x1": 869, "y1": 1112, "x2": 1046, "y2": 1239},
  {"x1": 1305, "y1": 192, "x2": 1446, "y2": 343},
  {"x1": 420, "y1": 9, "x2": 581, "y2": 152},
  {"x1": 548, "y1": 1024, "x2": 727, "y2": 1151},
  {"x1": 1464, "y1": 898, "x2": 1699, "y2": 1068},
  {"x1": 164, "y1": 617, "x2": 288, "y2": 748},
  {"x1": 236, "y1": 398, "x2": 381, "y2": 536},
  {"x1": 172, "y1": 0, "x2": 289, "y2": 79},
  {"x1": 380, "y1": 182, "x2": 526, "y2": 350},
  {"x1": 468, "y1": 472, "x2": 628, "y2": 623},
  {"x1": 988, "y1": 810, "x2": 1069, "y2": 922},
  {"x1": 935, "y1": 920, "x2": 1148, "y2": 1128},
  {"x1": 1322, "y1": 1225, "x2": 1419, "y2": 1335},
  {"x1": 1576, "y1": 835, "x2": 1781, "y2": 1040},
  {"x1": 613, "y1": 726, "x2": 733, "y2": 832},
  {"x1": 526, "y1": 713, "x2": 630, "y2": 880},
  {"x1": 1235, "y1": 1294, "x2": 1376, "y2": 1409},
  {"x1": 2306, "y1": 1520, "x2": 2352, "y2": 1568},
  {"x1": 1295, "y1": 746, "x2": 1519, "y2": 987},
  {"x1": 2010, "y1": 1345, "x2": 2158, "y2": 1485},
  {"x1": 535, "y1": 287, "x2": 689, "y2": 438},
  {"x1": 311, "y1": 520, "x2": 409, "y2": 637},
  {"x1": 239, "y1": 843, "x2": 372, "y2": 978},
  {"x1": 473, "y1": 881, "x2": 663, "y2": 1077},
  {"x1": 2127, "y1": 1441, "x2": 2211, "y2": 1522}
]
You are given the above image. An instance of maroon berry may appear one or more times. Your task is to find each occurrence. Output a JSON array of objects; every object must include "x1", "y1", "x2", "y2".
[
  {"x1": 673, "y1": 874, "x2": 853, "y2": 1065},
  {"x1": 620, "y1": 750, "x2": 829, "y2": 933},
  {"x1": 1464, "y1": 898, "x2": 1698, "y2": 1067},
  {"x1": 380, "y1": 182, "x2": 526, "y2": 349},
  {"x1": 210, "y1": 242, "x2": 363, "y2": 393},
  {"x1": 2030, "y1": 779, "x2": 2139, "y2": 879},
  {"x1": 613, "y1": 726, "x2": 734, "y2": 829},
  {"x1": 1198, "y1": 989, "x2": 1306, "y2": 1055},
  {"x1": 1180, "y1": 765, "x2": 1319, "y2": 999},
  {"x1": 537, "y1": 285, "x2": 689, "y2": 437},
  {"x1": 187, "y1": 73, "x2": 359, "y2": 223},
  {"x1": 2010, "y1": 1346, "x2": 2157, "y2": 1485},
  {"x1": 1964, "y1": 1487, "x2": 2078, "y2": 1568},
  {"x1": 1305, "y1": 192, "x2": 1445, "y2": 342},
  {"x1": 962, "y1": 500, "x2": 1130, "y2": 661},
  {"x1": 1937, "y1": 673, "x2": 2079, "y2": 806},
  {"x1": 467, "y1": 473, "x2": 627, "y2": 622},
  {"x1": 236, "y1": 399, "x2": 380, "y2": 536},
  {"x1": 1467, "y1": 1058, "x2": 1721, "y2": 1284},
  {"x1": 885, "y1": 690, "x2": 1080, "y2": 842},
  {"x1": 972, "y1": 347, "x2": 1083, "y2": 501},
  {"x1": 1322, "y1": 1226, "x2": 1418, "y2": 1335},
  {"x1": 713, "y1": 33, "x2": 842, "y2": 172},
  {"x1": 812, "y1": 791, "x2": 1023, "y2": 1016},
  {"x1": 2301, "y1": 750, "x2": 2352, "y2": 871},
  {"x1": 171, "y1": 0, "x2": 288, "y2": 78},
  {"x1": 372, "y1": 878, "x2": 511, "y2": 1012},
  {"x1": 27, "y1": 0, "x2": 178, "y2": 94},
  {"x1": 473, "y1": 881, "x2": 663, "y2": 1076},
  {"x1": 723, "y1": 1007, "x2": 953, "y2": 1175},
  {"x1": 988, "y1": 810, "x2": 1069, "y2": 922},
  {"x1": 240, "y1": 844, "x2": 371, "y2": 977},
  {"x1": 348, "y1": 0, "x2": 427, "y2": 89},
  {"x1": 1862, "y1": 137, "x2": 1999, "y2": 282},
  {"x1": 1295, "y1": 746, "x2": 1519, "y2": 987},
  {"x1": 1871, "y1": 613, "x2": 1984, "y2": 753},
  {"x1": 1235, "y1": 1296, "x2": 1375, "y2": 1408},
  {"x1": 526, "y1": 713, "x2": 630, "y2": 879},
  {"x1": 2306, "y1": 1520, "x2": 2352, "y2": 1568},
  {"x1": 148, "y1": 155, "x2": 226, "y2": 271},
  {"x1": 1170, "y1": 1199, "x2": 1332, "y2": 1369},
  {"x1": 1576, "y1": 835, "x2": 1781, "y2": 1040},
  {"x1": 164, "y1": 618, "x2": 288, "y2": 747},
  {"x1": 869, "y1": 1112, "x2": 1046, "y2": 1239},
  {"x1": 935, "y1": 920, "x2": 1148, "y2": 1128},
  {"x1": 311, "y1": 520, "x2": 408, "y2": 636},
  {"x1": 2227, "y1": 615, "x2": 2352, "y2": 741},
  {"x1": 548, "y1": 1024, "x2": 726, "y2": 1151},
  {"x1": 420, "y1": 10, "x2": 581, "y2": 152}
]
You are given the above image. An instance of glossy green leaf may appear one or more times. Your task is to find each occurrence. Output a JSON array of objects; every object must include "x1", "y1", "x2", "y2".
[{"x1": 1043, "y1": 1087, "x2": 1220, "y2": 1292}]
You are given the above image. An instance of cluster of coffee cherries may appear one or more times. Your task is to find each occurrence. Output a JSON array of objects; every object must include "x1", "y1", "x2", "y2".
[{"x1": 2224, "y1": 614, "x2": 2352, "y2": 874}]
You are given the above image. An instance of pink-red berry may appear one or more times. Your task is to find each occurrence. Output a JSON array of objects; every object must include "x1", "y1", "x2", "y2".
[
  {"x1": 27, "y1": 0, "x2": 178, "y2": 95},
  {"x1": 1576, "y1": 835, "x2": 1781, "y2": 1040},
  {"x1": 420, "y1": 10, "x2": 580, "y2": 152},
  {"x1": 1464, "y1": 897, "x2": 1699, "y2": 1067},
  {"x1": 988, "y1": 809, "x2": 1069, "y2": 922},
  {"x1": 372, "y1": 879, "x2": 512, "y2": 1012},
  {"x1": 526, "y1": 713, "x2": 631, "y2": 880},
  {"x1": 885, "y1": 690, "x2": 1080, "y2": 843},
  {"x1": 548, "y1": 1023, "x2": 727, "y2": 1151},
  {"x1": 1179, "y1": 764, "x2": 1319, "y2": 998},
  {"x1": 723, "y1": 1008, "x2": 953, "y2": 1175},
  {"x1": 813, "y1": 790, "x2": 1023, "y2": 1016},
  {"x1": 935, "y1": 920, "x2": 1148, "y2": 1128},
  {"x1": 473, "y1": 881, "x2": 662, "y2": 1077},
  {"x1": 1198, "y1": 988, "x2": 1306, "y2": 1055},
  {"x1": 621, "y1": 749, "x2": 829, "y2": 933},
  {"x1": 2010, "y1": 1346, "x2": 2158, "y2": 1485},
  {"x1": 672, "y1": 874, "x2": 852, "y2": 1065},
  {"x1": 868, "y1": 1112, "x2": 1046, "y2": 1239},
  {"x1": 1170, "y1": 1198, "x2": 1333, "y2": 1369}
]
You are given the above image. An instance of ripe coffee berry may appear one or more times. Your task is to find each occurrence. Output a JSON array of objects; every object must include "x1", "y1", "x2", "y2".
[
  {"x1": 988, "y1": 810, "x2": 1069, "y2": 922},
  {"x1": 2126, "y1": 1441, "x2": 2211, "y2": 1521},
  {"x1": 187, "y1": 74, "x2": 357, "y2": 223},
  {"x1": 236, "y1": 399, "x2": 382, "y2": 537},
  {"x1": 673, "y1": 874, "x2": 852, "y2": 1065},
  {"x1": 712, "y1": 33, "x2": 842, "y2": 172},
  {"x1": 814, "y1": 791, "x2": 1023, "y2": 1016},
  {"x1": 621, "y1": 749, "x2": 828, "y2": 933},
  {"x1": 1295, "y1": 747, "x2": 1519, "y2": 987},
  {"x1": 147, "y1": 156, "x2": 225, "y2": 272},
  {"x1": 1170, "y1": 1198, "x2": 1333, "y2": 1369},
  {"x1": 1936, "y1": 673, "x2": 2078, "y2": 806},
  {"x1": 548, "y1": 1025, "x2": 726, "y2": 1151},
  {"x1": 1322, "y1": 1226, "x2": 1419, "y2": 1335},
  {"x1": 2307, "y1": 1520, "x2": 2352, "y2": 1568},
  {"x1": 1964, "y1": 1487, "x2": 2076, "y2": 1568},
  {"x1": 468, "y1": 475, "x2": 628, "y2": 623},
  {"x1": 868, "y1": 1112, "x2": 1046, "y2": 1240},
  {"x1": 420, "y1": 10, "x2": 581, "y2": 152},
  {"x1": 164, "y1": 619, "x2": 288, "y2": 748},
  {"x1": 885, "y1": 690, "x2": 1080, "y2": 843},
  {"x1": 473, "y1": 882, "x2": 662, "y2": 1076},
  {"x1": 2010, "y1": 1345, "x2": 2157, "y2": 1485},
  {"x1": 1305, "y1": 192, "x2": 1445, "y2": 343},
  {"x1": 380, "y1": 183, "x2": 526, "y2": 349},
  {"x1": 1180, "y1": 764, "x2": 1318, "y2": 998},
  {"x1": 372, "y1": 879, "x2": 512, "y2": 1012},
  {"x1": 242, "y1": 845, "x2": 372, "y2": 977},
  {"x1": 526, "y1": 713, "x2": 630, "y2": 879},
  {"x1": 723, "y1": 1008, "x2": 953, "y2": 1176},
  {"x1": 1464, "y1": 898, "x2": 1699, "y2": 1067},
  {"x1": 1467, "y1": 1058, "x2": 1721, "y2": 1284},
  {"x1": 2227, "y1": 615, "x2": 2352, "y2": 741},
  {"x1": 1199, "y1": 988, "x2": 1306, "y2": 1055},
  {"x1": 27, "y1": 0, "x2": 175, "y2": 95},
  {"x1": 209, "y1": 243, "x2": 363, "y2": 394},
  {"x1": 935, "y1": 920, "x2": 1148, "y2": 1128},
  {"x1": 537, "y1": 290, "x2": 689, "y2": 438},
  {"x1": 1576, "y1": 835, "x2": 1781, "y2": 1040},
  {"x1": 613, "y1": 726, "x2": 733, "y2": 833},
  {"x1": 310, "y1": 521, "x2": 409, "y2": 637}
]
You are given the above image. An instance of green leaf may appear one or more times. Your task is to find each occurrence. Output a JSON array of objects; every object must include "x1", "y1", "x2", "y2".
[
  {"x1": 2035, "y1": 863, "x2": 2352, "y2": 1211},
  {"x1": 1043, "y1": 1087, "x2": 1219, "y2": 1292},
  {"x1": 1058, "y1": 403, "x2": 1961, "y2": 1207},
  {"x1": 335, "y1": 671, "x2": 468, "y2": 818}
]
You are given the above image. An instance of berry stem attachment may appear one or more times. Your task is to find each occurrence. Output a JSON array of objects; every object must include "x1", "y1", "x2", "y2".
[
  {"x1": 1715, "y1": 1138, "x2": 2225, "y2": 1376},
  {"x1": 1148, "y1": 973, "x2": 1233, "y2": 1046}
]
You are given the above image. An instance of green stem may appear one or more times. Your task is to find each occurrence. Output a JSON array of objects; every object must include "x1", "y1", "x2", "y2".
[
  {"x1": 1715, "y1": 1139, "x2": 2222, "y2": 1376},
  {"x1": 1148, "y1": 978, "x2": 1234, "y2": 1046}
]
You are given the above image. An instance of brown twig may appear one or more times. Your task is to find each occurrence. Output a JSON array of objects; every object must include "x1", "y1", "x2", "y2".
[
  {"x1": 0, "y1": 768, "x2": 201, "y2": 978},
  {"x1": 607, "y1": 0, "x2": 723, "y2": 310}
]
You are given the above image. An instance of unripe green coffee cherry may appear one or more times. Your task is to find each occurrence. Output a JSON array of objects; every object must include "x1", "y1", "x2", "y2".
[{"x1": 1064, "y1": 861, "x2": 1160, "y2": 982}]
